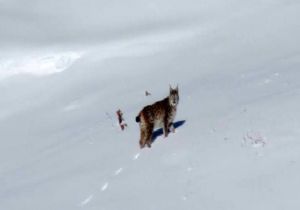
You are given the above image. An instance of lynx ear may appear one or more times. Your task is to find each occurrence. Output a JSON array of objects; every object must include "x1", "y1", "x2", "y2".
[
  {"x1": 176, "y1": 84, "x2": 179, "y2": 91},
  {"x1": 169, "y1": 84, "x2": 173, "y2": 92}
]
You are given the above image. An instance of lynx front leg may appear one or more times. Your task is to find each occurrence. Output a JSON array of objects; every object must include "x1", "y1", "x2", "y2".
[
  {"x1": 163, "y1": 118, "x2": 169, "y2": 138},
  {"x1": 169, "y1": 122, "x2": 175, "y2": 133}
]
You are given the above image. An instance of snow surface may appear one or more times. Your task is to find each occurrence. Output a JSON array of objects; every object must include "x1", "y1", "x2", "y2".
[{"x1": 1, "y1": 0, "x2": 300, "y2": 210}]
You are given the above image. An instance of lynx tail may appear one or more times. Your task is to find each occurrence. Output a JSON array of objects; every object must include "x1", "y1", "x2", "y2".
[{"x1": 135, "y1": 115, "x2": 141, "y2": 123}]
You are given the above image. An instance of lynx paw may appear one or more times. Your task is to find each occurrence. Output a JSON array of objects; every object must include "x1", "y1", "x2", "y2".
[
  {"x1": 169, "y1": 124, "x2": 175, "y2": 133},
  {"x1": 140, "y1": 143, "x2": 145, "y2": 149}
]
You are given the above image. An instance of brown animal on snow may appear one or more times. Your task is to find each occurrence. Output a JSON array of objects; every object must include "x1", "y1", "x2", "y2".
[{"x1": 136, "y1": 86, "x2": 179, "y2": 148}]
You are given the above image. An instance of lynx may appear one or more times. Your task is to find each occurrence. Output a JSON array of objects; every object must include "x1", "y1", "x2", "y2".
[{"x1": 136, "y1": 86, "x2": 179, "y2": 148}]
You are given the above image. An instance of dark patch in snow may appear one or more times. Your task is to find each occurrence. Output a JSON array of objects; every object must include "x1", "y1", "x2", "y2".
[{"x1": 151, "y1": 120, "x2": 186, "y2": 142}]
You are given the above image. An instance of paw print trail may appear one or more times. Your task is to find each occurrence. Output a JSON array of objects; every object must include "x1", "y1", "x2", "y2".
[{"x1": 79, "y1": 151, "x2": 142, "y2": 207}]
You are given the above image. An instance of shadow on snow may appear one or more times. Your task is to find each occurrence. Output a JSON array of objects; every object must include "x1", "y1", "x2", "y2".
[{"x1": 151, "y1": 120, "x2": 186, "y2": 143}]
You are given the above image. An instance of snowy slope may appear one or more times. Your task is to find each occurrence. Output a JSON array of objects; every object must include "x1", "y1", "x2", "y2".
[{"x1": 1, "y1": 1, "x2": 300, "y2": 210}]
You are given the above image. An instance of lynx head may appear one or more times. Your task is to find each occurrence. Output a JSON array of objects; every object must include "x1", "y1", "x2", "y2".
[{"x1": 169, "y1": 85, "x2": 179, "y2": 107}]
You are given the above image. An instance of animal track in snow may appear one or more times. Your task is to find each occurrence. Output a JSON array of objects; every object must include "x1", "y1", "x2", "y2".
[
  {"x1": 79, "y1": 149, "x2": 146, "y2": 208},
  {"x1": 63, "y1": 101, "x2": 80, "y2": 112},
  {"x1": 80, "y1": 194, "x2": 94, "y2": 206},
  {"x1": 264, "y1": 79, "x2": 271, "y2": 84},
  {"x1": 181, "y1": 196, "x2": 188, "y2": 201},
  {"x1": 187, "y1": 167, "x2": 193, "y2": 172},
  {"x1": 114, "y1": 168, "x2": 123, "y2": 176},
  {"x1": 133, "y1": 153, "x2": 140, "y2": 160},
  {"x1": 262, "y1": 73, "x2": 280, "y2": 85},
  {"x1": 210, "y1": 128, "x2": 217, "y2": 133},
  {"x1": 101, "y1": 182, "x2": 109, "y2": 191},
  {"x1": 243, "y1": 131, "x2": 266, "y2": 148},
  {"x1": 80, "y1": 152, "x2": 142, "y2": 205}
]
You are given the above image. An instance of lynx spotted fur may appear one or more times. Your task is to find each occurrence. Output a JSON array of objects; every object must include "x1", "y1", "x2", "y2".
[{"x1": 136, "y1": 86, "x2": 179, "y2": 148}]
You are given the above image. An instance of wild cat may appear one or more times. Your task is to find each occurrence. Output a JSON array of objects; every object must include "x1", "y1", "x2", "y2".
[{"x1": 136, "y1": 86, "x2": 179, "y2": 148}]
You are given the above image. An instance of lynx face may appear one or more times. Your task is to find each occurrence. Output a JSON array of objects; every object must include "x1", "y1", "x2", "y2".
[{"x1": 169, "y1": 86, "x2": 179, "y2": 107}]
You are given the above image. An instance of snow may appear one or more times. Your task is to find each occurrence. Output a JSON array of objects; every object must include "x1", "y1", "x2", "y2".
[
  {"x1": 1, "y1": 0, "x2": 300, "y2": 210},
  {"x1": 0, "y1": 51, "x2": 82, "y2": 79}
]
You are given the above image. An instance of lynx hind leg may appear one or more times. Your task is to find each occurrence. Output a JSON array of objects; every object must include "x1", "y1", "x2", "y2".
[
  {"x1": 139, "y1": 127, "x2": 147, "y2": 149},
  {"x1": 145, "y1": 124, "x2": 154, "y2": 148}
]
